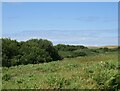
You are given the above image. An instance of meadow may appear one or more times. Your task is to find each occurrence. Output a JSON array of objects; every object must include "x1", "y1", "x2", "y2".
[
  {"x1": 2, "y1": 52, "x2": 120, "y2": 90},
  {"x1": 2, "y1": 2, "x2": 118, "y2": 90}
]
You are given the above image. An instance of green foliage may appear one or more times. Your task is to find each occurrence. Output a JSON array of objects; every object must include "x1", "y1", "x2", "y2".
[
  {"x1": 105, "y1": 74, "x2": 120, "y2": 90},
  {"x1": 98, "y1": 48, "x2": 117, "y2": 53},
  {"x1": 16, "y1": 78, "x2": 25, "y2": 84},
  {"x1": 2, "y1": 74, "x2": 11, "y2": 81},
  {"x1": 1, "y1": 38, "x2": 62, "y2": 67},
  {"x1": 58, "y1": 47, "x2": 118, "y2": 58},
  {"x1": 1, "y1": 38, "x2": 119, "y2": 89},
  {"x1": 58, "y1": 50, "x2": 88, "y2": 58},
  {"x1": 74, "y1": 51, "x2": 87, "y2": 57},
  {"x1": 2, "y1": 53, "x2": 119, "y2": 89},
  {"x1": 2, "y1": 38, "x2": 118, "y2": 67},
  {"x1": 46, "y1": 74, "x2": 70, "y2": 88},
  {"x1": 54, "y1": 44, "x2": 88, "y2": 51},
  {"x1": 19, "y1": 43, "x2": 51, "y2": 64},
  {"x1": 85, "y1": 60, "x2": 119, "y2": 90},
  {"x1": 2, "y1": 38, "x2": 20, "y2": 67}
]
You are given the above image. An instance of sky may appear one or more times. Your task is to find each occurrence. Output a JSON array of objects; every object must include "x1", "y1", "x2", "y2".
[{"x1": 2, "y1": 2, "x2": 118, "y2": 46}]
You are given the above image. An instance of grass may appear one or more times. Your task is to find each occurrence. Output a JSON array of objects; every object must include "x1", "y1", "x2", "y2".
[
  {"x1": 58, "y1": 48, "x2": 117, "y2": 58},
  {"x1": 2, "y1": 52, "x2": 119, "y2": 89}
]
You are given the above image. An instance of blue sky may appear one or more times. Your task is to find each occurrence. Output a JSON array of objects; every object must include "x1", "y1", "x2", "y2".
[{"x1": 2, "y1": 2, "x2": 118, "y2": 46}]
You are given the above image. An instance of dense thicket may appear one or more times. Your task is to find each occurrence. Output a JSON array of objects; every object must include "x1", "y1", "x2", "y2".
[
  {"x1": 2, "y1": 38, "x2": 63, "y2": 67},
  {"x1": 1, "y1": 38, "x2": 118, "y2": 67},
  {"x1": 54, "y1": 44, "x2": 88, "y2": 51},
  {"x1": 55, "y1": 44, "x2": 118, "y2": 58}
]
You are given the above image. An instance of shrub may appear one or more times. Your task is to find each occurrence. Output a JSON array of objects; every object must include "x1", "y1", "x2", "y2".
[
  {"x1": 2, "y1": 74, "x2": 11, "y2": 81},
  {"x1": 54, "y1": 44, "x2": 88, "y2": 51},
  {"x1": 1, "y1": 38, "x2": 63, "y2": 67},
  {"x1": 104, "y1": 74, "x2": 120, "y2": 90}
]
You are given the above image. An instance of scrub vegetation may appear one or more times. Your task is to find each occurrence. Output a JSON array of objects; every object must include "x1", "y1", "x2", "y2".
[{"x1": 1, "y1": 38, "x2": 120, "y2": 90}]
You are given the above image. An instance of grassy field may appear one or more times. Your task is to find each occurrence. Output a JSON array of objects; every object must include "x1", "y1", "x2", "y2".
[{"x1": 2, "y1": 52, "x2": 119, "y2": 89}]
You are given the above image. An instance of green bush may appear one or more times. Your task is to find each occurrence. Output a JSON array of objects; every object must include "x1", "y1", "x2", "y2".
[
  {"x1": 90, "y1": 61, "x2": 119, "y2": 90},
  {"x1": 2, "y1": 38, "x2": 20, "y2": 67},
  {"x1": 2, "y1": 74, "x2": 11, "y2": 81},
  {"x1": 59, "y1": 50, "x2": 87, "y2": 58},
  {"x1": 106, "y1": 74, "x2": 120, "y2": 90},
  {"x1": 75, "y1": 51, "x2": 87, "y2": 56},
  {"x1": 54, "y1": 44, "x2": 88, "y2": 51},
  {"x1": 1, "y1": 38, "x2": 63, "y2": 67}
]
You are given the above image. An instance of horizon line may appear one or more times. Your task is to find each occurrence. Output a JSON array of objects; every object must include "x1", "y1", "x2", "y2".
[{"x1": 1, "y1": 37, "x2": 119, "y2": 47}]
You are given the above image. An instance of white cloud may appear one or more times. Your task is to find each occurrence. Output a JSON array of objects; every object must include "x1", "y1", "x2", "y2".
[{"x1": 2, "y1": 29, "x2": 118, "y2": 46}]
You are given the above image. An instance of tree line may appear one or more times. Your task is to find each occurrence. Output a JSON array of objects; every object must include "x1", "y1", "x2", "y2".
[
  {"x1": 1, "y1": 38, "x2": 63, "y2": 67},
  {"x1": 54, "y1": 44, "x2": 88, "y2": 51},
  {"x1": 1, "y1": 38, "x2": 118, "y2": 67}
]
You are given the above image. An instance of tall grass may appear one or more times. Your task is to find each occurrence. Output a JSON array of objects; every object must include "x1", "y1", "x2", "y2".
[{"x1": 2, "y1": 52, "x2": 119, "y2": 89}]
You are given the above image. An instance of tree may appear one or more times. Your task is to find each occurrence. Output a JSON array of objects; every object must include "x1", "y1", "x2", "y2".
[
  {"x1": 2, "y1": 38, "x2": 63, "y2": 67},
  {"x1": 2, "y1": 38, "x2": 20, "y2": 67}
]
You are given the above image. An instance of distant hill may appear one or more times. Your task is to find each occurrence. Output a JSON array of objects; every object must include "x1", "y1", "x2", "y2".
[
  {"x1": 87, "y1": 45, "x2": 118, "y2": 49},
  {"x1": 100, "y1": 45, "x2": 118, "y2": 49},
  {"x1": 86, "y1": 46, "x2": 100, "y2": 49}
]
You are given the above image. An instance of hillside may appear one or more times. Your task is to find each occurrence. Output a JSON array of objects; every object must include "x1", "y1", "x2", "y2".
[
  {"x1": 2, "y1": 52, "x2": 119, "y2": 89},
  {"x1": 87, "y1": 45, "x2": 118, "y2": 49},
  {"x1": 101, "y1": 45, "x2": 118, "y2": 49}
]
